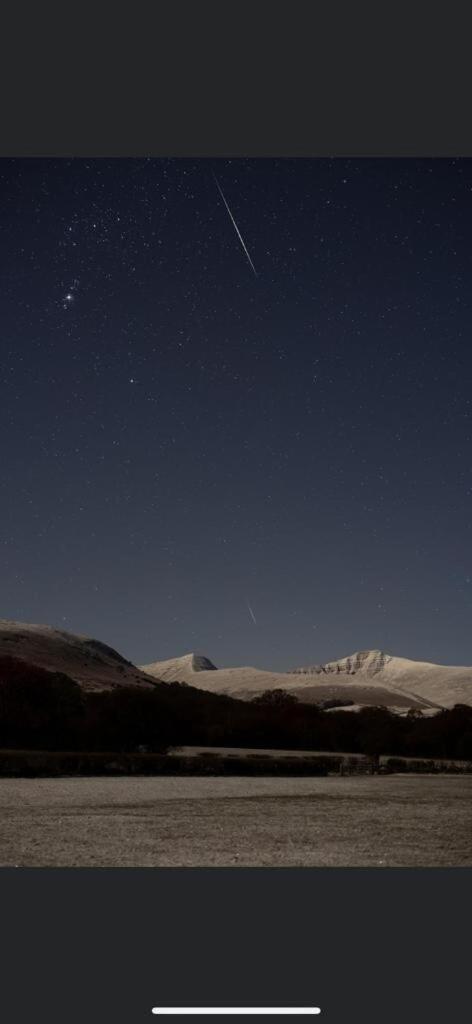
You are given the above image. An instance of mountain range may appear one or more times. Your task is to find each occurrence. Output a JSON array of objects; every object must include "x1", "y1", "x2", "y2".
[
  {"x1": 1, "y1": 620, "x2": 471, "y2": 711},
  {"x1": 141, "y1": 648, "x2": 472, "y2": 710}
]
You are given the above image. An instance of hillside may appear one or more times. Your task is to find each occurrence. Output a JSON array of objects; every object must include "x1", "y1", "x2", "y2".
[{"x1": 0, "y1": 620, "x2": 156, "y2": 692}]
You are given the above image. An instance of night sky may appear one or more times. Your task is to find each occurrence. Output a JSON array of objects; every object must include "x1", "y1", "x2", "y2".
[{"x1": 1, "y1": 158, "x2": 472, "y2": 670}]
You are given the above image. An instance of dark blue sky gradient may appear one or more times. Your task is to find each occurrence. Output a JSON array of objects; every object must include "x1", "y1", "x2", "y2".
[{"x1": 1, "y1": 158, "x2": 472, "y2": 669}]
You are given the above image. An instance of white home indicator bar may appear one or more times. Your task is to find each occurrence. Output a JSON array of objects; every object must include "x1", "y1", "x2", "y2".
[{"x1": 152, "y1": 1010, "x2": 321, "y2": 1016}]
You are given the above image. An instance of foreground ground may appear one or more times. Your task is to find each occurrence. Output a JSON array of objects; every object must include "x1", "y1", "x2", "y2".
[{"x1": 0, "y1": 775, "x2": 470, "y2": 867}]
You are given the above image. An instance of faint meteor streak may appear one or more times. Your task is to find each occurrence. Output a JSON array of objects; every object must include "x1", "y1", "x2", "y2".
[
  {"x1": 246, "y1": 600, "x2": 257, "y2": 625},
  {"x1": 214, "y1": 174, "x2": 258, "y2": 277}
]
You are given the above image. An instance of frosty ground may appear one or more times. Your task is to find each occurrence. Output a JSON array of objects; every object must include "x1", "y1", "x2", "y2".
[{"x1": 0, "y1": 775, "x2": 470, "y2": 868}]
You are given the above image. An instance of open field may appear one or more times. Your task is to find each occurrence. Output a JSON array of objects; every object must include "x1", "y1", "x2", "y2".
[{"x1": 0, "y1": 775, "x2": 470, "y2": 867}]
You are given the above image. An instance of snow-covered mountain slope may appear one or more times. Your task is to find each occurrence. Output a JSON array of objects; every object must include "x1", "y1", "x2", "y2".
[
  {"x1": 142, "y1": 652, "x2": 217, "y2": 681},
  {"x1": 140, "y1": 650, "x2": 443, "y2": 710},
  {"x1": 292, "y1": 649, "x2": 472, "y2": 708},
  {"x1": 0, "y1": 620, "x2": 156, "y2": 692}
]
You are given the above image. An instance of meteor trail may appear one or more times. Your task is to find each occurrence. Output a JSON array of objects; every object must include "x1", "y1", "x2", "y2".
[
  {"x1": 214, "y1": 175, "x2": 258, "y2": 277},
  {"x1": 246, "y1": 600, "x2": 257, "y2": 625}
]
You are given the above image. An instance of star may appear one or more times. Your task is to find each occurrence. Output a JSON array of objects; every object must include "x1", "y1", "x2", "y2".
[{"x1": 62, "y1": 279, "x2": 80, "y2": 308}]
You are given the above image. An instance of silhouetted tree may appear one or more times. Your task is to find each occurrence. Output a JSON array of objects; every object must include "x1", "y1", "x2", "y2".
[{"x1": 252, "y1": 689, "x2": 299, "y2": 708}]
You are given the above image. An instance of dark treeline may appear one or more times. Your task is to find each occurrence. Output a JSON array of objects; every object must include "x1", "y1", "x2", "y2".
[{"x1": 0, "y1": 658, "x2": 471, "y2": 760}]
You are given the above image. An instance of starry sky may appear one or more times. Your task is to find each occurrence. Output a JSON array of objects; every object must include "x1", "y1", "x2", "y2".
[{"x1": 1, "y1": 158, "x2": 472, "y2": 670}]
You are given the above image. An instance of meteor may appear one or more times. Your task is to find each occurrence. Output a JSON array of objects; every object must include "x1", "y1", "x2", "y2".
[
  {"x1": 246, "y1": 600, "x2": 257, "y2": 626},
  {"x1": 214, "y1": 174, "x2": 258, "y2": 277}
]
